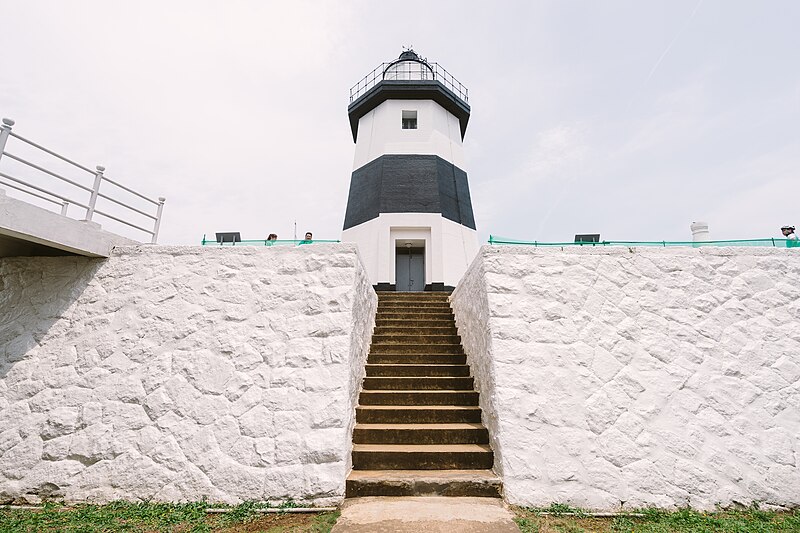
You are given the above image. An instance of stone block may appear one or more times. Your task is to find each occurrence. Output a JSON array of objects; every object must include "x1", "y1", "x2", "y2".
[
  {"x1": 762, "y1": 428, "x2": 796, "y2": 467},
  {"x1": 238, "y1": 406, "x2": 274, "y2": 439},
  {"x1": 302, "y1": 429, "x2": 346, "y2": 464},
  {"x1": 275, "y1": 431, "x2": 304, "y2": 464},
  {"x1": 42, "y1": 407, "x2": 81, "y2": 440},
  {"x1": 0, "y1": 437, "x2": 42, "y2": 480},
  {"x1": 227, "y1": 437, "x2": 264, "y2": 467},
  {"x1": 592, "y1": 346, "x2": 623, "y2": 383},
  {"x1": 173, "y1": 349, "x2": 235, "y2": 396},
  {"x1": 598, "y1": 427, "x2": 645, "y2": 468},
  {"x1": 102, "y1": 402, "x2": 150, "y2": 431}
]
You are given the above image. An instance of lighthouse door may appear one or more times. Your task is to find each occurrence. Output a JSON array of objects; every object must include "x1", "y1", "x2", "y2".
[{"x1": 395, "y1": 245, "x2": 425, "y2": 291}]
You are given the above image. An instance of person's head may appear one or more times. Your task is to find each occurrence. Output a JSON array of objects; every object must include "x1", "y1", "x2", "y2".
[
  {"x1": 304, "y1": 232, "x2": 313, "y2": 240},
  {"x1": 267, "y1": 233, "x2": 277, "y2": 241},
  {"x1": 781, "y1": 225, "x2": 795, "y2": 236}
]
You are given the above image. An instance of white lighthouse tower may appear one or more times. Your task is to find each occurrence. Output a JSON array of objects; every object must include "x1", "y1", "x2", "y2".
[{"x1": 342, "y1": 50, "x2": 478, "y2": 291}]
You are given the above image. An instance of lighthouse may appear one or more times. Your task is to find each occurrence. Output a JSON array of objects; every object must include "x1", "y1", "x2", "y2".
[{"x1": 342, "y1": 50, "x2": 478, "y2": 291}]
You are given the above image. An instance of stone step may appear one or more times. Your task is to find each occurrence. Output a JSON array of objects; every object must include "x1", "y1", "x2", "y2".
[
  {"x1": 352, "y1": 444, "x2": 493, "y2": 470},
  {"x1": 375, "y1": 319, "x2": 456, "y2": 328},
  {"x1": 378, "y1": 291, "x2": 450, "y2": 301},
  {"x1": 356, "y1": 406, "x2": 483, "y2": 424},
  {"x1": 353, "y1": 423, "x2": 489, "y2": 445},
  {"x1": 359, "y1": 390, "x2": 479, "y2": 406},
  {"x1": 368, "y1": 354, "x2": 467, "y2": 365},
  {"x1": 379, "y1": 297, "x2": 451, "y2": 303},
  {"x1": 376, "y1": 312, "x2": 454, "y2": 322},
  {"x1": 379, "y1": 290, "x2": 450, "y2": 294},
  {"x1": 366, "y1": 364, "x2": 470, "y2": 377},
  {"x1": 370, "y1": 343, "x2": 464, "y2": 355},
  {"x1": 377, "y1": 297, "x2": 451, "y2": 304},
  {"x1": 379, "y1": 302, "x2": 452, "y2": 310},
  {"x1": 363, "y1": 376, "x2": 474, "y2": 391},
  {"x1": 373, "y1": 326, "x2": 458, "y2": 336},
  {"x1": 345, "y1": 470, "x2": 501, "y2": 498},
  {"x1": 377, "y1": 309, "x2": 453, "y2": 317},
  {"x1": 372, "y1": 334, "x2": 461, "y2": 345}
]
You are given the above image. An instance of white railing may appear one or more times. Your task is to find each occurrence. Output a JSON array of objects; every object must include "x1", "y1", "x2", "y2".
[
  {"x1": 0, "y1": 118, "x2": 165, "y2": 243},
  {"x1": 349, "y1": 62, "x2": 469, "y2": 104}
]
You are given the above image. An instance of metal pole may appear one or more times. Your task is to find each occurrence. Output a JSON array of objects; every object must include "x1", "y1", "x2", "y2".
[
  {"x1": 151, "y1": 197, "x2": 166, "y2": 244},
  {"x1": 0, "y1": 118, "x2": 15, "y2": 165},
  {"x1": 60, "y1": 201, "x2": 69, "y2": 216},
  {"x1": 85, "y1": 165, "x2": 104, "y2": 221}
]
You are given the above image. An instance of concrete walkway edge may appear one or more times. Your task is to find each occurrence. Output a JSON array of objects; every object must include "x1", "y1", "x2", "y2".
[{"x1": 331, "y1": 496, "x2": 520, "y2": 532}]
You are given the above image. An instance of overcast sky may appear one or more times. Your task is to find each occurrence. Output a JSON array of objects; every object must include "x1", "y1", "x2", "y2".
[{"x1": 1, "y1": 0, "x2": 798, "y2": 245}]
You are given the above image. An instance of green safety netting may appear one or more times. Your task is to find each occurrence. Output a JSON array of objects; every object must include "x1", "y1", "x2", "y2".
[
  {"x1": 488, "y1": 236, "x2": 800, "y2": 248},
  {"x1": 201, "y1": 236, "x2": 341, "y2": 246}
]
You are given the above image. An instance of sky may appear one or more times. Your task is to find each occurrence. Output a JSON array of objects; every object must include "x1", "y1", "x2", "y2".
[{"x1": 1, "y1": 0, "x2": 798, "y2": 245}]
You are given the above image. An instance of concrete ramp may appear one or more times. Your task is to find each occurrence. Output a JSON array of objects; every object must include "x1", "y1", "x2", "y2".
[{"x1": 0, "y1": 190, "x2": 138, "y2": 257}]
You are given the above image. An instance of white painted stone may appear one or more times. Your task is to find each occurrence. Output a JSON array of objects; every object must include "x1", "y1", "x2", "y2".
[
  {"x1": 0, "y1": 244, "x2": 376, "y2": 505},
  {"x1": 452, "y1": 245, "x2": 800, "y2": 510}
]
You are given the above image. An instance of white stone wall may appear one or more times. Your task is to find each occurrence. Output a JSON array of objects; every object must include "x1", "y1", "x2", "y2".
[
  {"x1": 451, "y1": 246, "x2": 800, "y2": 511},
  {"x1": 0, "y1": 244, "x2": 376, "y2": 505}
]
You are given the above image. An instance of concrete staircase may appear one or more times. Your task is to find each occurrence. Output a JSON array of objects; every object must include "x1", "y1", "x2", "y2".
[{"x1": 346, "y1": 291, "x2": 502, "y2": 498}]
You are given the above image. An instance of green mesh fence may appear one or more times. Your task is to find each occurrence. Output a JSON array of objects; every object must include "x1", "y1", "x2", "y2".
[
  {"x1": 201, "y1": 236, "x2": 340, "y2": 246},
  {"x1": 488, "y1": 236, "x2": 800, "y2": 248}
]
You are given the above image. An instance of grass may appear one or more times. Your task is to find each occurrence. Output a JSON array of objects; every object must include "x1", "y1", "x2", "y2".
[
  {"x1": 0, "y1": 501, "x2": 340, "y2": 533},
  {"x1": 513, "y1": 505, "x2": 800, "y2": 533},
  {"x1": 4, "y1": 500, "x2": 798, "y2": 532}
]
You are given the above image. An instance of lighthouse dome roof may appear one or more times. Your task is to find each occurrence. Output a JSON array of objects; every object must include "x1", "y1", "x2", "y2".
[
  {"x1": 383, "y1": 49, "x2": 434, "y2": 81},
  {"x1": 398, "y1": 50, "x2": 421, "y2": 61}
]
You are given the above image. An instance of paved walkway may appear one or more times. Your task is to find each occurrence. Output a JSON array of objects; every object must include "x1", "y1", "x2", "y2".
[{"x1": 331, "y1": 496, "x2": 520, "y2": 532}]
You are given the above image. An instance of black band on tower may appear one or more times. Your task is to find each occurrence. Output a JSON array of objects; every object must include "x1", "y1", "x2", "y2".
[{"x1": 342, "y1": 154, "x2": 476, "y2": 231}]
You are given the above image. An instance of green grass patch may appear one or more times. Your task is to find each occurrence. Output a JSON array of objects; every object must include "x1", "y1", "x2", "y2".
[
  {"x1": 513, "y1": 505, "x2": 800, "y2": 533},
  {"x1": 0, "y1": 501, "x2": 340, "y2": 533}
]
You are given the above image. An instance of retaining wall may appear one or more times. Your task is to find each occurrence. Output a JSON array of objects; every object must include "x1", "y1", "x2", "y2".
[
  {"x1": 0, "y1": 244, "x2": 376, "y2": 505},
  {"x1": 451, "y1": 245, "x2": 800, "y2": 510}
]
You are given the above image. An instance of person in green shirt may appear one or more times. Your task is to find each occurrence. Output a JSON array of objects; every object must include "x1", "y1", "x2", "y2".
[{"x1": 781, "y1": 225, "x2": 798, "y2": 247}]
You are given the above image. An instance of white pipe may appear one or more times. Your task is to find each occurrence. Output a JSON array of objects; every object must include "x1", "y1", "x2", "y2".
[
  {"x1": 206, "y1": 507, "x2": 337, "y2": 514},
  {"x1": 690, "y1": 221, "x2": 710, "y2": 243}
]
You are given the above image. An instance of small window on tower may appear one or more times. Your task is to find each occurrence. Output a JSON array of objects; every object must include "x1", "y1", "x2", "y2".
[{"x1": 402, "y1": 110, "x2": 418, "y2": 130}]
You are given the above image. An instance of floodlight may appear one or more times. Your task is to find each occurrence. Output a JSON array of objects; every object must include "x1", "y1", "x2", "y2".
[
  {"x1": 575, "y1": 234, "x2": 600, "y2": 243},
  {"x1": 215, "y1": 232, "x2": 241, "y2": 244}
]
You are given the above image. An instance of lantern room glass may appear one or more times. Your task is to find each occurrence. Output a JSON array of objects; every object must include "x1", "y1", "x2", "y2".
[{"x1": 383, "y1": 60, "x2": 434, "y2": 81}]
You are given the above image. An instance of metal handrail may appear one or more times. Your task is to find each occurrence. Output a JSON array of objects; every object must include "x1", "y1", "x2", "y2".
[
  {"x1": 93, "y1": 208, "x2": 155, "y2": 235},
  {"x1": 0, "y1": 178, "x2": 63, "y2": 206},
  {"x1": 0, "y1": 170, "x2": 89, "y2": 209},
  {"x1": 9, "y1": 131, "x2": 95, "y2": 174},
  {"x1": 96, "y1": 191, "x2": 158, "y2": 220},
  {"x1": 1, "y1": 151, "x2": 94, "y2": 193},
  {"x1": 101, "y1": 175, "x2": 160, "y2": 206},
  {"x1": 0, "y1": 117, "x2": 166, "y2": 243},
  {"x1": 349, "y1": 61, "x2": 469, "y2": 103}
]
